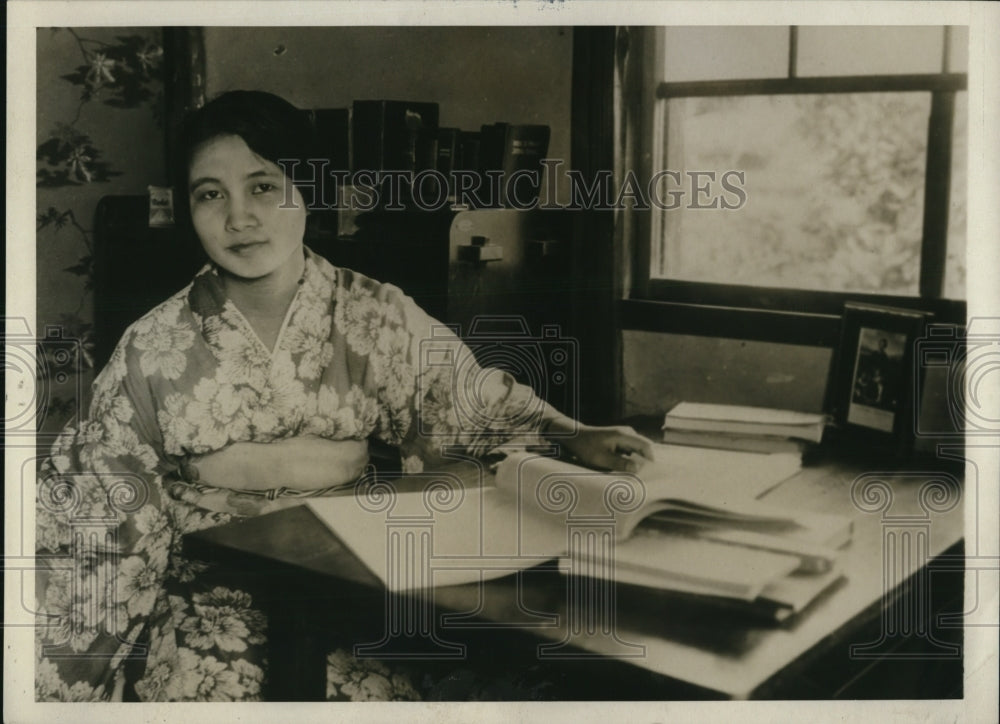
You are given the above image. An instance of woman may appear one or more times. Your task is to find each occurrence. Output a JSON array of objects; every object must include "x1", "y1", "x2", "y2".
[{"x1": 35, "y1": 90, "x2": 653, "y2": 701}]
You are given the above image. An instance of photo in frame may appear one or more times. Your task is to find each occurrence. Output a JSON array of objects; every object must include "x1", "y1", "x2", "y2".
[{"x1": 830, "y1": 302, "x2": 932, "y2": 453}]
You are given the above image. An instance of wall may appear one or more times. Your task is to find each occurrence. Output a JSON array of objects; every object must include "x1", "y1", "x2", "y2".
[
  {"x1": 622, "y1": 332, "x2": 833, "y2": 416},
  {"x1": 203, "y1": 26, "x2": 573, "y2": 201},
  {"x1": 35, "y1": 27, "x2": 166, "y2": 434},
  {"x1": 622, "y1": 331, "x2": 959, "y2": 455}
]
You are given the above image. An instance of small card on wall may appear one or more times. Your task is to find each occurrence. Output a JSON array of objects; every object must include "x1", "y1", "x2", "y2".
[{"x1": 148, "y1": 185, "x2": 174, "y2": 228}]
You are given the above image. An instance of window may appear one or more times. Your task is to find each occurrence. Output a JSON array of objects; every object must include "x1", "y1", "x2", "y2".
[{"x1": 637, "y1": 26, "x2": 968, "y2": 321}]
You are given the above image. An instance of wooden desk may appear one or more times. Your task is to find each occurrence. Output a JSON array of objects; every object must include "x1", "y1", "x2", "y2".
[{"x1": 183, "y1": 454, "x2": 965, "y2": 701}]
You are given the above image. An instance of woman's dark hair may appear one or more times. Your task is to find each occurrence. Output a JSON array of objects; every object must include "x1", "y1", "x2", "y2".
[{"x1": 172, "y1": 90, "x2": 317, "y2": 229}]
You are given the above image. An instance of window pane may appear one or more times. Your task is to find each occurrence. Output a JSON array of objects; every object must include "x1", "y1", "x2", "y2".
[
  {"x1": 663, "y1": 27, "x2": 788, "y2": 82},
  {"x1": 945, "y1": 91, "x2": 967, "y2": 299},
  {"x1": 797, "y1": 26, "x2": 944, "y2": 77},
  {"x1": 653, "y1": 93, "x2": 931, "y2": 296}
]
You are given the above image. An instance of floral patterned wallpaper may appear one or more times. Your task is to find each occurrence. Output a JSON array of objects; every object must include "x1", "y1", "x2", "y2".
[{"x1": 36, "y1": 28, "x2": 166, "y2": 435}]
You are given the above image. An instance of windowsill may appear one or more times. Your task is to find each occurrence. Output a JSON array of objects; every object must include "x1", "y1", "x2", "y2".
[
  {"x1": 639, "y1": 279, "x2": 967, "y2": 319},
  {"x1": 619, "y1": 298, "x2": 842, "y2": 347},
  {"x1": 622, "y1": 284, "x2": 967, "y2": 347}
]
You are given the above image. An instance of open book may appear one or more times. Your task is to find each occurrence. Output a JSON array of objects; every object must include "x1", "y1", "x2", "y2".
[
  {"x1": 493, "y1": 446, "x2": 804, "y2": 541},
  {"x1": 306, "y1": 444, "x2": 846, "y2": 607}
]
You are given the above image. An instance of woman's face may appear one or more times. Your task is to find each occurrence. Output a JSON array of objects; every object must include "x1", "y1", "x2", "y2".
[{"x1": 188, "y1": 134, "x2": 307, "y2": 282}]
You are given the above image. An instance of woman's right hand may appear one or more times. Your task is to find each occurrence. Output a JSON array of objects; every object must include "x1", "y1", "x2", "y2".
[{"x1": 183, "y1": 436, "x2": 370, "y2": 492}]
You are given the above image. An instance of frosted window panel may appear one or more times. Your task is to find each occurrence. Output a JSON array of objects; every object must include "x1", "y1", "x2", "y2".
[
  {"x1": 653, "y1": 94, "x2": 931, "y2": 296},
  {"x1": 946, "y1": 26, "x2": 968, "y2": 73},
  {"x1": 797, "y1": 26, "x2": 944, "y2": 77},
  {"x1": 663, "y1": 27, "x2": 788, "y2": 82},
  {"x1": 944, "y1": 92, "x2": 967, "y2": 300}
]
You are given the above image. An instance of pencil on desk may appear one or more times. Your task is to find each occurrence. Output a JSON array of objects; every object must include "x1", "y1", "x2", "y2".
[
  {"x1": 696, "y1": 529, "x2": 838, "y2": 574},
  {"x1": 645, "y1": 519, "x2": 838, "y2": 574}
]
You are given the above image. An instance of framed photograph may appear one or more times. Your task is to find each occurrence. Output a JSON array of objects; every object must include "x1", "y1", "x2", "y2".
[{"x1": 830, "y1": 302, "x2": 932, "y2": 452}]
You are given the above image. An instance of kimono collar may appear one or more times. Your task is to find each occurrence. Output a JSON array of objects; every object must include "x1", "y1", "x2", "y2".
[{"x1": 187, "y1": 246, "x2": 316, "y2": 320}]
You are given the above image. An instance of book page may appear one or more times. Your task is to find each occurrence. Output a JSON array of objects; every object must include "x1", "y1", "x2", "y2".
[
  {"x1": 642, "y1": 442, "x2": 802, "y2": 500},
  {"x1": 307, "y1": 487, "x2": 569, "y2": 591},
  {"x1": 494, "y1": 446, "x2": 804, "y2": 540},
  {"x1": 496, "y1": 443, "x2": 801, "y2": 510},
  {"x1": 573, "y1": 532, "x2": 802, "y2": 600}
]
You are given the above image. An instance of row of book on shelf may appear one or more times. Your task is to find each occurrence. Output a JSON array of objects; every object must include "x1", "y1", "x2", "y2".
[
  {"x1": 310, "y1": 100, "x2": 551, "y2": 209},
  {"x1": 308, "y1": 404, "x2": 847, "y2": 624}
]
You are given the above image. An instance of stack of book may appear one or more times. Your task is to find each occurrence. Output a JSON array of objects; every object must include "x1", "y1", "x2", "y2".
[
  {"x1": 513, "y1": 448, "x2": 848, "y2": 622},
  {"x1": 336, "y1": 97, "x2": 553, "y2": 211},
  {"x1": 661, "y1": 402, "x2": 827, "y2": 454},
  {"x1": 307, "y1": 443, "x2": 850, "y2": 624},
  {"x1": 350, "y1": 100, "x2": 440, "y2": 175},
  {"x1": 307, "y1": 108, "x2": 350, "y2": 232},
  {"x1": 597, "y1": 501, "x2": 850, "y2": 622}
]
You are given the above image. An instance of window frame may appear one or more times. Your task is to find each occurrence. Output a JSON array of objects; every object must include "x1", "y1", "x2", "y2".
[{"x1": 628, "y1": 26, "x2": 969, "y2": 340}]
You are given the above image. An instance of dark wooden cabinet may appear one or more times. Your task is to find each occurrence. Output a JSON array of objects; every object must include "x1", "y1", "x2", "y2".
[{"x1": 92, "y1": 196, "x2": 206, "y2": 371}]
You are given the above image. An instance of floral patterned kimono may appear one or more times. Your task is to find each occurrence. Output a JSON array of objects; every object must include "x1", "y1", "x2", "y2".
[{"x1": 35, "y1": 248, "x2": 558, "y2": 701}]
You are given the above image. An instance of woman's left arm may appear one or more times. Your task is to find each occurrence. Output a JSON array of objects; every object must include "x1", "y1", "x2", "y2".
[{"x1": 361, "y1": 280, "x2": 654, "y2": 473}]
